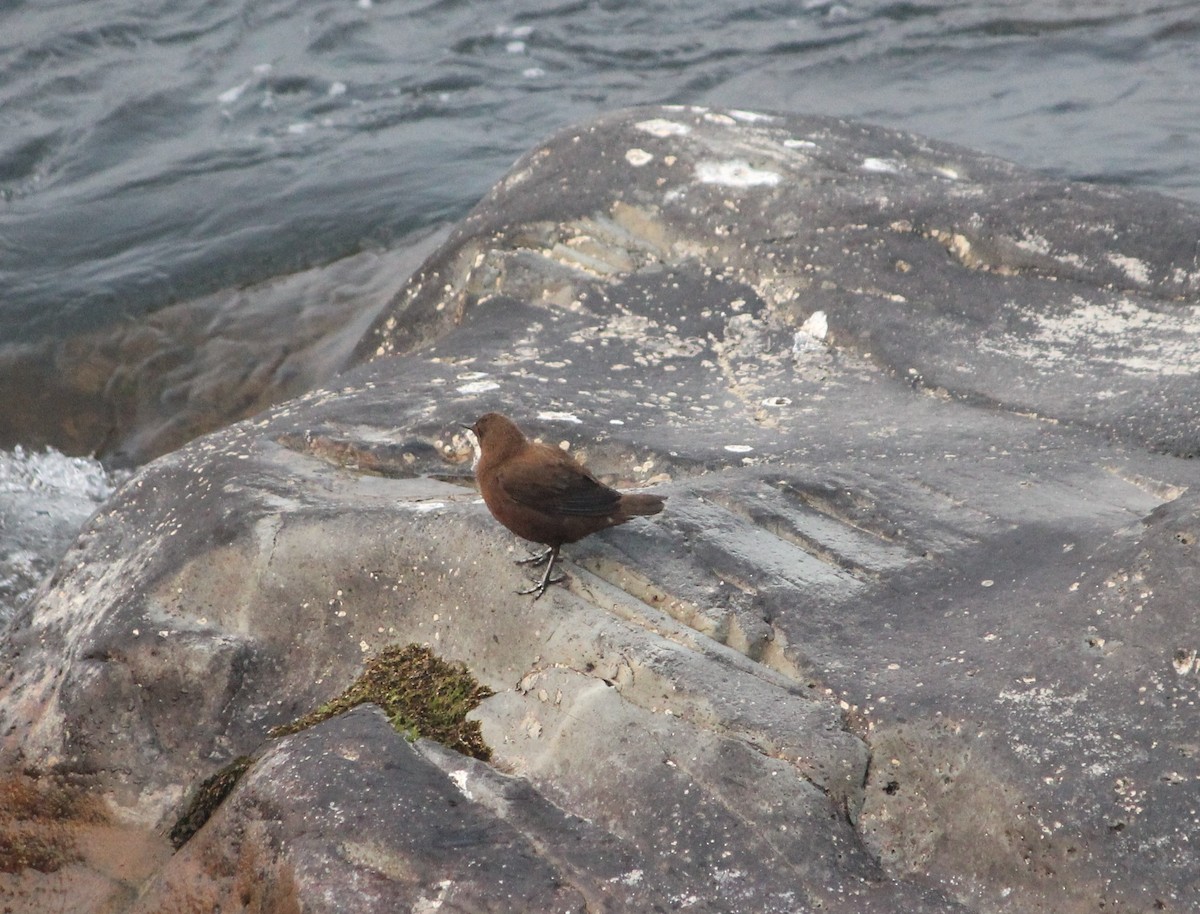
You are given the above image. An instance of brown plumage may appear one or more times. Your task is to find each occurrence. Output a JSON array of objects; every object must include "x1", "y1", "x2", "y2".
[{"x1": 465, "y1": 413, "x2": 665, "y2": 598}]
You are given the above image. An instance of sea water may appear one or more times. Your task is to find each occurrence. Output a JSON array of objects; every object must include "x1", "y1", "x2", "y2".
[
  {"x1": 2, "y1": 0, "x2": 1197, "y2": 344},
  {"x1": 0, "y1": 447, "x2": 124, "y2": 623}
]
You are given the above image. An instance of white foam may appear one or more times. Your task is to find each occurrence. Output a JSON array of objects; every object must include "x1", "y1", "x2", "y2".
[
  {"x1": 0, "y1": 447, "x2": 123, "y2": 621},
  {"x1": 0, "y1": 445, "x2": 118, "y2": 502}
]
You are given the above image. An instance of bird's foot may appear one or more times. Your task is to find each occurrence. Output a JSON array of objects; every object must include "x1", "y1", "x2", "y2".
[
  {"x1": 514, "y1": 547, "x2": 555, "y2": 567},
  {"x1": 517, "y1": 573, "x2": 566, "y2": 599},
  {"x1": 516, "y1": 545, "x2": 563, "y2": 599}
]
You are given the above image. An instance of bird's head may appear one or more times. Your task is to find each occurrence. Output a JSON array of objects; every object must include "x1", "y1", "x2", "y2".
[{"x1": 463, "y1": 413, "x2": 528, "y2": 463}]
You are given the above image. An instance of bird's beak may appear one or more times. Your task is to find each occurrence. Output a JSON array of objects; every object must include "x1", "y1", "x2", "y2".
[{"x1": 460, "y1": 423, "x2": 474, "y2": 432}]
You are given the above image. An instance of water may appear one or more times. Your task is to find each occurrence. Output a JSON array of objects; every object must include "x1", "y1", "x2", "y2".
[
  {"x1": 0, "y1": 446, "x2": 123, "y2": 621},
  {"x1": 2, "y1": 0, "x2": 1198, "y2": 344}
]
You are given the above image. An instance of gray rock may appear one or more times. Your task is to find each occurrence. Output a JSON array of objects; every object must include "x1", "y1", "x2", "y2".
[
  {"x1": 4, "y1": 105, "x2": 1200, "y2": 912},
  {"x1": 134, "y1": 706, "x2": 676, "y2": 913}
]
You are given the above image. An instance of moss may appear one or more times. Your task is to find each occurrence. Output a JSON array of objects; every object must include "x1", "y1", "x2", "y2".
[
  {"x1": 0, "y1": 773, "x2": 107, "y2": 874},
  {"x1": 166, "y1": 645, "x2": 493, "y2": 850},
  {"x1": 270, "y1": 644, "x2": 493, "y2": 761},
  {"x1": 0, "y1": 827, "x2": 79, "y2": 874},
  {"x1": 168, "y1": 755, "x2": 254, "y2": 850}
]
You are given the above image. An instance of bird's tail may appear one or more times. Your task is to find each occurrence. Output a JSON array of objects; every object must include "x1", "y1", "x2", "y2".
[{"x1": 619, "y1": 493, "x2": 666, "y2": 517}]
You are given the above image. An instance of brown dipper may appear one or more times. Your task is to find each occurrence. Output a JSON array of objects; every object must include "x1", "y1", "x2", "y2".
[{"x1": 465, "y1": 413, "x2": 665, "y2": 598}]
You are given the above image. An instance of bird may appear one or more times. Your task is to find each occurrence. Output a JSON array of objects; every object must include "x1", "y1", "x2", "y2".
[{"x1": 464, "y1": 413, "x2": 665, "y2": 599}]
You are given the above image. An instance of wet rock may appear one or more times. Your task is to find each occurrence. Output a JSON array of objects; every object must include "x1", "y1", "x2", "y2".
[
  {"x1": 3, "y1": 105, "x2": 1200, "y2": 912},
  {"x1": 0, "y1": 229, "x2": 447, "y2": 466},
  {"x1": 134, "y1": 706, "x2": 661, "y2": 914}
]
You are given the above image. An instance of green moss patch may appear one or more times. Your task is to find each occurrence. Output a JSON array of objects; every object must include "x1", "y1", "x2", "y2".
[
  {"x1": 271, "y1": 644, "x2": 493, "y2": 761},
  {"x1": 168, "y1": 755, "x2": 254, "y2": 850},
  {"x1": 167, "y1": 645, "x2": 493, "y2": 850}
]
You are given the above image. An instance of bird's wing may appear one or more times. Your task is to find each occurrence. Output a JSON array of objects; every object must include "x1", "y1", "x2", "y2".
[{"x1": 497, "y1": 452, "x2": 622, "y2": 517}]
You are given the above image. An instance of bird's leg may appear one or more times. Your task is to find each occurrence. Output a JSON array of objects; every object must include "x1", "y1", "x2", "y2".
[
  {"x1": 517, "y1": 545, "x2": 564, "y2": 599},
  {"x1": 514, "y1": 547, "x2": 555, "y2": 567}
]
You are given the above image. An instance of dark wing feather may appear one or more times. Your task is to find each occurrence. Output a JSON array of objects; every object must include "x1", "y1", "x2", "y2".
[{"x1": 498, "y1": 452, "x2": 621, "y2": 517}]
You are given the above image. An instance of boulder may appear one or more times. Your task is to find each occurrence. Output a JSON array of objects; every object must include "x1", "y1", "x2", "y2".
[{"x1": 3, "y1": 105, "x2": 1200, "y2": 912}]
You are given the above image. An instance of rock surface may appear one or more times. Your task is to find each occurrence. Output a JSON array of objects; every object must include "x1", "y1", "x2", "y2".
[{"x1": 3, "y1": 105, "x2": 1200, "y2": 912}]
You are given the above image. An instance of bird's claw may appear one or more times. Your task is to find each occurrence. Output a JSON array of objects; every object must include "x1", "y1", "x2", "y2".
[
  {"x1": 516, "y1": 544, "x2": 563, "y2": 599},
  {"x1": 514, "y1": 548, "x2": 555, "y2": 567},
  {"x1": 517, "y1": 573, "x2": 566, "y2": 599}
]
